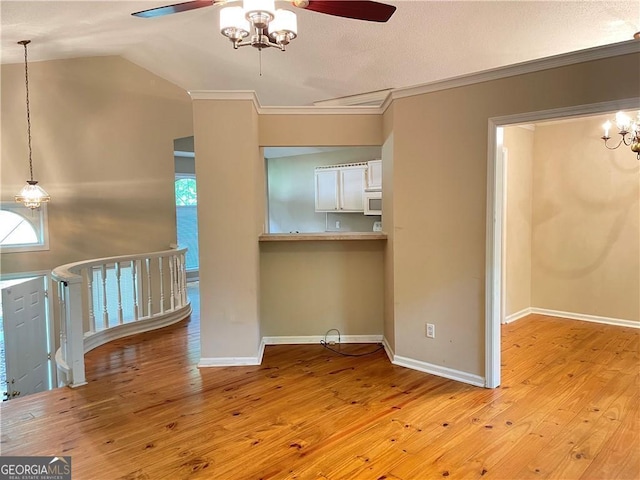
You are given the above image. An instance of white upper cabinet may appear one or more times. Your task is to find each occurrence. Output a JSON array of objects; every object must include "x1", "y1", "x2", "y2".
[
  {"x1": 315, "y1": 164, "x2": 366, "y2": 212},
  {"x1": 366, "y1": 159, "x2": 382, "y2": 191}
]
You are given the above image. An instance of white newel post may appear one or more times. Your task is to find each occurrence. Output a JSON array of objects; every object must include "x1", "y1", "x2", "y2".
[{"x1": 64, "y1": 277, "x2": 87, "y2": 387}]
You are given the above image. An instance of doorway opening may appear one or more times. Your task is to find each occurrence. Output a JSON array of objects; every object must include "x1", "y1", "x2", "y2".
[
  {"x1": 485, "y1": 98, "x2": 640, "y2": 388},
  {"x1": 174, "y1": 137, "x2": 199, "y2": 281}
]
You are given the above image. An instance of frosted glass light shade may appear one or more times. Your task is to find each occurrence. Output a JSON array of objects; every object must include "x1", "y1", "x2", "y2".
[
  {"x1": 243, "y1": 0, "x2": 276, "y2": 17},
  {"x1": 269, "y1": 10, "x2": 297, "y2": 37},
  {"x1": 220, "y1": 6, "x2": 250, "y2": 38},
  {"x1": 15, "y1": 180, "x2": 50, "y2": 209}
]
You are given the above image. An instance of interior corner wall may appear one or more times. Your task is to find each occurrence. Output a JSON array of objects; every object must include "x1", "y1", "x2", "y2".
[
  {"x1": 382, "y1": 105, "x2": 395, "y2": 352},
  {"x1": 531, "y1": 114, "x2": 640, "y2": 322},
  {"x1": 0, "y1": 56, "x2": 193, "y2": 275},
  {"x1": 193, "y1": 99, "x2": 263, "y2": 361},
  {"x1": 389, "y1": 53, "x2": 640, "y2": 378},
  {"x1": 503, "y1": 127, "x2": 535, "y2": 318}
]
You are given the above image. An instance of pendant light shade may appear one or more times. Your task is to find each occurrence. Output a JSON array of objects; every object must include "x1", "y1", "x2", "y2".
[
  {"x1": 15, "y1": 40, "x2": 50, "y2": 210},
  {"x1": 15, "y1": 181, "x2": 50, "y2": 209}
]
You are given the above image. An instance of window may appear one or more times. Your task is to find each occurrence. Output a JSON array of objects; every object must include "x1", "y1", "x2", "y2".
[
  {"x1": 175, "y1": 178, "x2": 198, "y2": 206},
  {"x1": 175, "y1": 176, "x2": 199, "y2": 272},
  {"x1": 0, "y1": 203, "x2": 49, "y2": 253}
]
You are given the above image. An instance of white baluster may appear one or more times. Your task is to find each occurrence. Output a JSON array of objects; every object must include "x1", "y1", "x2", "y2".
[
  {"x1": 101, "y1": 264, "x2": 109, "y2": 329},
  {"x1": 146, "y1": 258, "x2": 152, "y2": 317},
  {"x1": 169, "y1": 255, "x2": 176, "y2": 311},
  {"x1": 86, "y1": 268, "x2": 96, "y2": 333},
  {"x1": 180, "y1": 252, "x2": 187, "y2": 306},
  {"x1": 159, "y1": 257, "x2": 165, "y2": 314},
  {"x1": 58, "y1": 280, "x2": 68, "y2": 365},
  {"x1": 116, "y1": 262, "x2": 124, "y2": 325},
  {"x1": 131, "y1": 260, "x2": 139, "y2": 321}
]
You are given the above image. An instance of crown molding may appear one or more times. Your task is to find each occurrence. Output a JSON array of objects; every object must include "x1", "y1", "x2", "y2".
[
  {"x1": 313, "y1": 89, "x2": 392, "y2": 107},
  {"x1": 189, "y1": 89, "x2": 383, "y2": 115},
  {"x1": 258, "y1": 105, "x2": 382, "y2": 115},
  {"x1": 189, "y1": 40, "x2": 639, "y2": 114},
  {"x1": 390, "y1": 40, "x2": 640, "y2": 103}
]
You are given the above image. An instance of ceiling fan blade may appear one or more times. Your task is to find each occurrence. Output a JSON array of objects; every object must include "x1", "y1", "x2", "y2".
[
  {"x1": 301, "y1": 1, "x2": 396, "y2": 23},
  {"x1": 132, "y1": 0, "x2": 216, "y2": 18}
]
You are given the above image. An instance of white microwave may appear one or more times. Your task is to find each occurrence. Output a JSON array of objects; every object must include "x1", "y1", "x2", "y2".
[{"x1": 364, "y1": 190, "x2": 382, "y2": 216}]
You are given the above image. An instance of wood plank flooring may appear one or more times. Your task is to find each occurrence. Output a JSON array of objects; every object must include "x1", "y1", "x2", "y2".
[{"x1": 0, "y1": 310, "x2": 638, "y2": 479}]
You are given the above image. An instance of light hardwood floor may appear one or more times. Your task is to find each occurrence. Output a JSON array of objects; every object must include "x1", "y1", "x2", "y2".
[{"x1": 0, "y1": 307, "x2": 638, "y2": 479}]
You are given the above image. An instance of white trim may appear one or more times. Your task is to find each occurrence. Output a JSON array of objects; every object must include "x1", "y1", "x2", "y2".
[
  {"x1": 381, "y1": 336, "x2": 395, "y2": 363},
  {"x1": 189, "y1": 89, "x2": 382, "y2": 115},
  {"x1": 314, "y1": 89, "x2": 392, "y2": 107},
  {"x1": 262, "y1": 335, "x2": 383, "y2": 345},
  {"x1": 392, "y1": 355, "x2": 485, "y2": 388},
  {"x1": 189, "y1": 90, "x2": 259, "y2": 102},
  {"x1": 198, "y1": 338, "x2": 265, "y2": 367},
  {"x1": 198, "y1": 355, "x2": 262, "y2": 367},
  {"x1": 530, "y1": 308, "x2": 639, "y2": 329},
  {"x1": 390, "y1": 40, "x2": 640, "y2": 102},
  {"x1": 191, "y1": 41, "x2": 638, "y2": 113},
  {"x1": 505, "y1": 308, "x2": 533, "y2": 324},
  {"x1": 485, "y1": 97, "x2": 640, "y2": 391}
]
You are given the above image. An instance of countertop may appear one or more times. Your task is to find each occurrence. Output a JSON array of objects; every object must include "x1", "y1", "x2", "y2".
[{"x1": 259, "y1": 232, "x2": 387, "y2": 242}]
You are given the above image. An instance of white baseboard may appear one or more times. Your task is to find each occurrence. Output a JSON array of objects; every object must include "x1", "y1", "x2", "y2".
[
  {"x1": 392, "y1": 355, "x2": 485, "y2": 387},
  {"x1": 262, "y1": 335, "x2": 383, "y2": 345},
  {"x1": 198, "y1": 355, "x2": 263, "y2": 367},
  {"x1": 530, "y1": 308, "x2": 639, "y2": 329},
  {"x1": 382, "y1": 336, "x2": 395, "y2": 362},
  {"x1": 504, "y1": 307, "x2": 532, "y2": 324}
]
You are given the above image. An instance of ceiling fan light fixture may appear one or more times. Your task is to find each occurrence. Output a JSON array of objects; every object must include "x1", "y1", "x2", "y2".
[
  {"x1": 268, "y1": 10, "x2": 297, "y2": 45},
  {"x1": 243, "y1": 0, "x2": 275, "y2": 29},
  {"x1": 220, "y1": 6, "x2": 250, "y2": 43},
  {"x1": 219, "y1": 0, "x2": 298, "y2": 51}
]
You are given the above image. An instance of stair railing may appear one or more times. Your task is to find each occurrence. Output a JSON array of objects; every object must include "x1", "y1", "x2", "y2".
[{"x1": 51, "y1": 247, "x2": 191, "y2": 387}]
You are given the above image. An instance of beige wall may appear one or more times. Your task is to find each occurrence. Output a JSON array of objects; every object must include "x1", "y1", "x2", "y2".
[
  {"x1": 260, "y1": 241, "x2": 384, "y2": 336},
  {"x1": 504, "y1": 127, "x2": 535, "y2": 317},
  {"x1": 389, "y1": 53, "x2": 639, "y2": 376},
  {"x1": 193, "y1": 99, "x2": 263, "y2": 360},
  {"x1": 259, "y1": 113, "x2": 381, "y2": 147},
  {"x1": 1, "y1": 56, "x2": 193, "y2": 275},
  {"x1": 267, "y1": 147, "x2": 381, "y2": 233},
  {"x1": 531, "y1": 114, "x2": 639, "y2": 321}
]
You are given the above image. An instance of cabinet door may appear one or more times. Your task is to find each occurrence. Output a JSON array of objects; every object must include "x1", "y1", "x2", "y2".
[
  {"x1": 340, "y1": 167, "x2": 366, "y2": 211},
  {"x1": 315, "y1": 169, "x2": 339, "y2": 211},
  {"x1": 367, "y1": 160, "x2": 382, "y2": 190}
]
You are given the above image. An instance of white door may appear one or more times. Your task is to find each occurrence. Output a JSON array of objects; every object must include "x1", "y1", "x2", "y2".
[{"x1": 2, "y1": 277, "x2": 50, "y2": 401}]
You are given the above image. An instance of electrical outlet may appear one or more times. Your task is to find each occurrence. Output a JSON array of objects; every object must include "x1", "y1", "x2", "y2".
[
  {"x1": 335, "y1": 220, "x2": 341, "y2": 229},
  {"x1": 425, "y1": 323, "x2": 435, "y2": 338}
]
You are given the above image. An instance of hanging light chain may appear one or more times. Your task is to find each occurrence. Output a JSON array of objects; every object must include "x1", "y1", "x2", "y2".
[{"x1": 19, "y1": 40, "x2": 34, "y2": 182}]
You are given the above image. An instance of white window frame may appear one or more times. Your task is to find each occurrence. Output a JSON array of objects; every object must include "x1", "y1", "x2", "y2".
[{"x1": 0, "y1": 202, "x2": 50, "y2": 253}]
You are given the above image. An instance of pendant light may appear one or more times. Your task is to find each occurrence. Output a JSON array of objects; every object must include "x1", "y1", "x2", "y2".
[{"x1": 14, "y1": 40, "x2": 50, "y2": 210}]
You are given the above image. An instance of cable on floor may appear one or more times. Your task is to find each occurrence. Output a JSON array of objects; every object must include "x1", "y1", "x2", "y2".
[{"x1": 320, "y1": 328, "x2": 385, "y2": 357}]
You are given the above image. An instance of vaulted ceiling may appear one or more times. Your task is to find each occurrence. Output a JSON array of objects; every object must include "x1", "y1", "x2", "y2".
[{"x1": 1, "y1": 1, "x2": 638, "y2": 106}]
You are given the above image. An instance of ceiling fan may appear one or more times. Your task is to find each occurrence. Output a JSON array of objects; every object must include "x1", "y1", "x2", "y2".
[
  {"x1": 132, "y1": 0, "x2": 396, "y2": 52},
  {"x1": 132, "y1": 1, "x2": 396, "y2": 23}
]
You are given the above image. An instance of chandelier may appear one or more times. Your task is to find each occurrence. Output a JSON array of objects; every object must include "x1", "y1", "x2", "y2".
[
  {"x1": 220, "y1": 0, "x2": 297, "y2": 51},
  {"x1": 601, "y1": 111, "x2": 640, "y2": 161},
  {"x1": 14, "y1": 40, "x2": 50, "y2": 209}
]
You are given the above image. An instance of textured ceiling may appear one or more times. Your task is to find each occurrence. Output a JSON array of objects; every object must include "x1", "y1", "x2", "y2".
[{"x1": 1, "y1": 1, "x2": 639, "y2": 106}]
